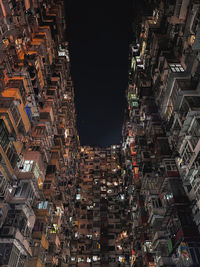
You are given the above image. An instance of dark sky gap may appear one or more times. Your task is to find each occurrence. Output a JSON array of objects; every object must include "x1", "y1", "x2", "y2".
[{"x1": 66, "y1": 0, "x2": 133, "y2": 147}]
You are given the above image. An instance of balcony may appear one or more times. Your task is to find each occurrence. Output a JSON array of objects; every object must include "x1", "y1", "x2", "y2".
[
  {"x1": 32, "y1": 230, "x2": 49, "y2": 250},
  {"x1": 25, "y1": 258, "x2": 45, "y2": 267},
  {"x1": 45, "y1": 254, "x2": 58, "y2": 265},
  {"x1": 36, "y1": 201, "x2": 51, "y2": 217},
  {"x1": 156, "y1": 256, "x2": 175, "y2": 267},
  {"x1": 148, "y1": 207, "x2": 166, "y2": 226},
  {"x1": 0, "y1": 227, "x2": 31, "y2": 254},
  {"x1": 152, "y1": 231, "x2": 169, "y2": 251},
  {"x1": 48, "y1": 233, "x2": 60, "y2": 248},
  {"x1": 15, "y1": 151, "x2": 46, "y2": 190}
]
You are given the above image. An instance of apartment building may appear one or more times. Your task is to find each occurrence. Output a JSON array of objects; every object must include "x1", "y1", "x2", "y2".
[
  {"x1": 2, "y1": 1, "x2": 200, "y2": 267},
  {"x1": 122, "y1": 0, "x2": 200, "y2": 266},
  {"x1": 71, "y1": 145, "x2": 131, "y2": 267},
  {"x1": 0, "y1": 1, "x2": 79, "y2": 266}
]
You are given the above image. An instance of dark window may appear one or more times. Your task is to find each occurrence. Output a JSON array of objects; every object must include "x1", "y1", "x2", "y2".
[
  {"x1": 17, "y1": 120, "x2": 26, "y2": 135},
  {"x1": 35, "y1": 126, "x2": 45, "y2": 135},
  {"x1": 21, "y1": 183, "x2": 28, "y2": 197},
  {"x1": 190, "y1": 249, "x2": 197, "y2": 264},
  {"x1": 43, "y1": 183, "x2": 51, "y2": 189},
  {"x1": 115, "y1": 224, "x2": 121, "y2": 229},
  {"x1": 108, "y1": 246, "x2": 115, "y2": 251},
  {"x1": 87, "y1": 224, "x2": 92, "y2": 229},
  {"x1": 195, "y1": 248, "x2": 200, "y2": 264},
  {"x1": 0, "y1": 119, "x2": 9, "y2": 151},
  {"x1": 40, "y1": 112, "x2": 50, "y2": 120},
  {"x1": 10, "y1": 103, "x2": 20, "y2": 125},
  {"x1": 6, "y1": 144, "x2": 18, "y2": 168},
  {"x1": 19, "y1": 85, "x2": 26, "y2": 104}
]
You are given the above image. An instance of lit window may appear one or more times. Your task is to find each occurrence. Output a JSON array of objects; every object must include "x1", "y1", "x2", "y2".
[
  {"x1": 21, "y1": 160, "x2": 34, "y2": 172},
  {"x1": 164, "y1": 193, "x2": 173, "y2": 201},
  {"x1": 38, "y1": 201, "x2": 48, "y2": 209},
  {"x1": 93, "y1": 256, "x2": 98, "y2": 261},
  {"x1": 87, "y1": 257, "x2": 92, "y2": 263},
  {"x1": 78, "y1": 257, "x2": 84, "y2": 262},
  {"x1": 132, "y1": 101, "x2": 138, "y2": 107},
  {"x1": 76, "y1": 194, "x2": 81, "y2": 200},
  {"x1": 58, "y1": 51, "x2": 66, "y2": 57},
  {"x1": 50, "y1": 224, "x2": 58, "y2": 234},
  {"x1": 65, "y1": 129, "x2": 68, "y2": 138},
  {"x1": 118, "y1": 256, "x2": 125, "y2": 262},
  {"x1": 169, "y1": 63, "x2": 184, "y2": 72},
  {"x1": 120, "y1": 194, "x2": 125, "y2": 200},
  {"x1": 33, "y1": 163, "x2": 40, "y2": 179}
]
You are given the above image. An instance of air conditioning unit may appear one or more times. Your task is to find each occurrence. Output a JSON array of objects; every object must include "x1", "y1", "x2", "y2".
[
  {"x1": 8, "y1": 135, "x2": 15, "y2": 141},
  {"x1": 1, "y1": 226, "x2": 16, "y2": 236}
]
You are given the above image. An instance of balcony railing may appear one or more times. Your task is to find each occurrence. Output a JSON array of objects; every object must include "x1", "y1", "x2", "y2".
[
  {"x1": 148, "y1": 207, "x2": 166, "y2": 225},
  {"x1": 156, "y1": 256, "x2": 175, "y2": 267}
]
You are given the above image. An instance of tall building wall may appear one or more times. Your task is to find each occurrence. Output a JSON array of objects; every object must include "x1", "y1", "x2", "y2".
[
  {"x1": 0, "y1": 1, "x2": 79, "y2": 266},
  {"x1": 123, "y1": 1, "x2": 200, "y2": 266},
  {"x1": 1, "y1": 1, "x2": 200, "y2": 267},
  {"x1": 71, "y1": 145, "x2": 131, "y2": 267}
]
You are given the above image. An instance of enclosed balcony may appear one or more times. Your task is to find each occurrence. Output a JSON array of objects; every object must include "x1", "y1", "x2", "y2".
[
  {"x1": 148, "y1": 206, "x2": 166, "y2": 227},
  {"x1": 36, "y1": 201, "x2": 51, "y2": 217},
  {"x1": 16, "y1": 150, "x2": 46, "y2": 189},
  {"x1": 152, "y1": 231, "x2": 169, "y2": 251},
  {"x1": 155, "y1": 256, "x2": 175, "y2": 267}
]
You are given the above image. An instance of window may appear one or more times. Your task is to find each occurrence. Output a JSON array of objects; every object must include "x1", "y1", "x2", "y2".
[
  {"x1": 17, "y1": 120, "x2": 26, "y2": 135},
  {"x1": 87, "y1": 257, "x2": 92, "y2": 263},
  {"x1": 0, "y1": 119, "x2": 9, "y2": 151},
  {"x1": 19, "y1": 84, "x2": 26, "y2": 104},
  {"x1": 33, "y1": 163, "x2": 40, "y2": 179},
  {"x1": 10, "y1": 103, "x2": 20, "y2": 125},
  {"x1": 165, "y1": 160, "x2": 177, "y2": 171},
  {"x1": 93, "y1": 256, "x2": 99, "y2": 261},
  {"x1": 43, "y1": 183, "x2": 51, "y2": 189},
  {"x1": 33, "y1": 220, "x2": 44, "y2": 231},
  {"x1": 87, "y1": 224, "x2": 92, "y2": 229},
  {"x1": 40, "y1": 112, "x2": 49, "y2": 120},
  {"x1": 0, "y1": 170, "x2": 7, "y2": 197},
  {"x1": 21, "y1": 160, "x2": 34, "y2": 172},
  {"x1": 169, "y1": 63, "x2": 184, "y2": 72},
  {"x1": 38, "y1": 201, "x2": 49, "y2": 210},
  {"x1": 181, "y1": 142, "x2": 193, "y2": 164},
  {"x1": 20, "y1": 183, "x2": 28, "y2": 197},
  {"x1": 35, "y1": 126, "x2": 45, "y2": 135},
  {"x1": 174, "y1": 0, "x2": 182, "y2": 17},
  {"x1": 189, "y1": 119, "x2": 200, "y2": 149},
  {"x1": 51, "y1": 152, "x2": 58, "y2": 159},
  {"x1": 9, "y1": 245, "x2": 20, "y2": 267},
  {"x1": 152, "y1": 197, "x2": 162, "y2": 208},
  {"x1": 6, "y1": 144, "x2": 18, "y2": 168},
  {"x1": 78, "y1": 257, "x2": 84, "y2": 263}
]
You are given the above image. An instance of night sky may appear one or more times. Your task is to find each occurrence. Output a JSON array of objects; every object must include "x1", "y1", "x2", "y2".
[{"x1": 66, "y1": 1, "x2": 133, "y2": 147}]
